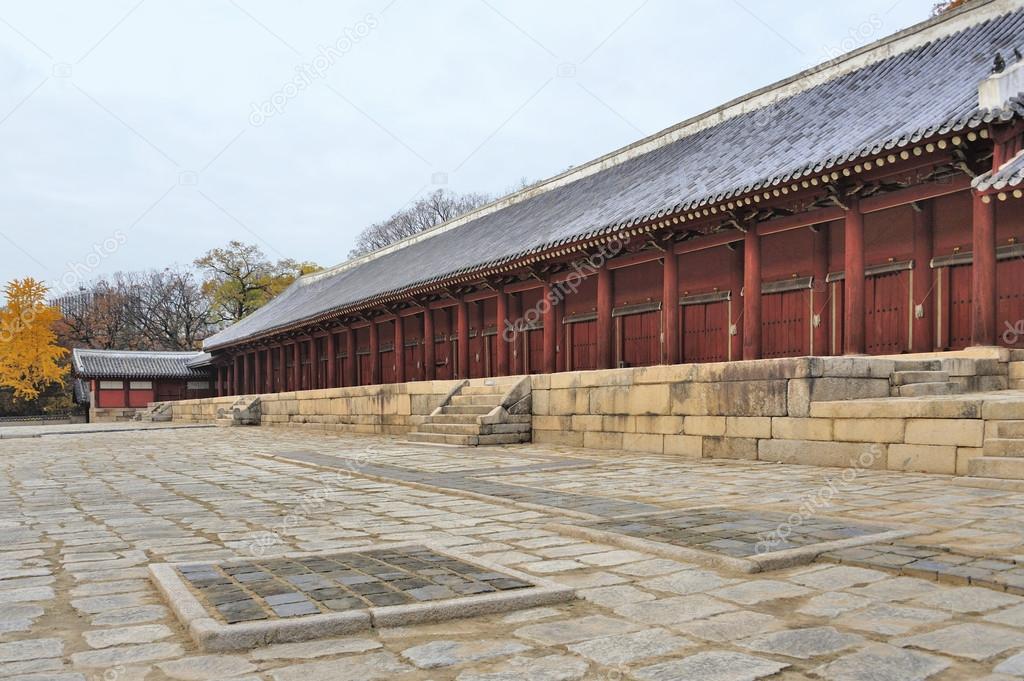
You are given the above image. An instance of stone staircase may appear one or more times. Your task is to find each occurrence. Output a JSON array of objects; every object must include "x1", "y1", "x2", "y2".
[
  {"x1": 888, "y1": 358, "x2": 1007, "y2": 397},
  {"x1": 215, "y1": 395, "x2": 261, "y2": 427},
  {"x1": 407, "y1": 376, "x2": 532, "y2": 446},
  {"x1": 136, "y1": 402, "x2": 173, "y2": 422},
  {"x1": 968, "y1": 417, "x2": 1024, "y2": 480}
]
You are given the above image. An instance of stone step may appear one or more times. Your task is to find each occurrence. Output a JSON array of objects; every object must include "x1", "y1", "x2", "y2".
[
  {"x1": 968, "y1": 456, "x2": 1024, "y2": 479},
  {"x1": 450, "y1": 394, "x2": 505, "y2": 407},
  {"x1": 427, "y1": 413, "x2": 482, "y2": 425},
  {"x1": 441, "y1": 405, "x2": 494, "y2": 415},
  {"x1": 890, "y1": 370, "x2": 950, "y2": 386},
  {"x1": 983, "y1": 438, "x2": 1024, "y2": 457},
  {"x1": 460, "y1": 385, "x2": 507, "y2": 396},
  {"x1": 478, "y1": 432, "x2": 531, "y2": 445},
  {"x1": 997, "y1": 420, "x2": 1024, "y2": 438},
  {"x1": 418, "y1": 422, "x2": 481, "y2": 436},
  {"x1": 891, "y1": 360, "x2": 942, "y2": 372},
  {"x1": 892, "y1": 382, "x2": 961, "y2": 397},
  {"x1": 407, "y1": 431, "x2": 478, "y2": 446}
]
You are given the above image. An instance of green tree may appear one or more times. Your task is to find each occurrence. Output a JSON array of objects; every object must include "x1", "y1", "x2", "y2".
[{"x1": 195, "y1": 241, "x2": 319, "y2": 325}]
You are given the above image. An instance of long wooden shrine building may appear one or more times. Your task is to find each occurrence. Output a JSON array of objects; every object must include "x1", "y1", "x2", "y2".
[{"x1": 204, "y1": 0, "x2": 1024, "y2": 397}]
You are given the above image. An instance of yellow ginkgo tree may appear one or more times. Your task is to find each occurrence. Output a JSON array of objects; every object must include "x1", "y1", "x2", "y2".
[{"x1": 0, "y1": 278, "x2": 68, "y2": 400}]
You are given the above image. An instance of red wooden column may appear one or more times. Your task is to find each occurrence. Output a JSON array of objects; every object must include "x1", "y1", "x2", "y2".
[
  {"x1": 216, "y1": 366, "x2": 224, "y2": 397},
  {"x1": 596, "y1": 265, "x2": 614, "y2": 369},
  {"x1": 972, "y1": 193, "x2": 997, "y2": 346},
  {"x1": 456, "y1": 300, "x2": 470, "y2": 379},
  {"x1": 254, "y1": 350, "x2": 262, "y2": 394},
  {"x1": 496, "y1": 290, "x2": 509, "y2": 376},
  {"x1": 729, "y1": 243, "x2": 744, "y2": 361},
  {"x1": 423, "y1": 311, "x2": 436, "y2": 381},
  {"x1": 242, "y1": 353, "x2": 251, "y2": 393},
  {"x1": 292, "y1": 342, "x2": 301, "y2": 391},
  {"x1": 232, "y1": 355, "x2": 240, "y2": 394},
  {"x1": 326, "y1": 332, "x2": 337, "y2": 388},
  {"x1": 368, "y1": 321, "x2": 380, "y2": 385},
  {"x1": 844, "y1": 196, "x2": 866, "y2": 355},
  {"x1": 662, "y1": 252, "x2": 680, "y2": 365},
  {"x1": 509, "y1": 294, "x2": 522, "y2": 373},
  {"x1": 912, "y1": 202, "x2": 935, "y2": 352},
  {"x1": 265, "y1": 346, "x2": 273, "y2": 391},
  {"x1": 743, "y1": 229, "x2": 762, "y2": 360},
  {"x1": 345, "y1": 329, "x2": 356, "y2": 387},
  {"x1": 394, "y1": 316, "x2": 406, "y2": 383},
  {"x1": 278, "y1": 345, "x2": 286, "y2": 391},
  {"x1": 812, "y1": 224, "x2": 830, "y2": 355},
  {"x1": 542, "y1": 285, "x2": 557, "y2": 374}
]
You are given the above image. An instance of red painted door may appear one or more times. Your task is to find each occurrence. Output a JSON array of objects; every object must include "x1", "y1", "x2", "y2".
[
  {"x1": 358, "y1": 353, "x2": 373, "y2": 385},
  {"x1": 999, "y1": 258, "x2": 1024, "y2": 347},
  {"x1": 762, "y1": 289, "x2": 809, "y2": 358},
  {"x1": 681, "y1": 302, "x2": 727, "y2": 363},
  {"x1": 621, "y1": 311, "x2": 660, "y2": 368},
  {"x1": 155, "y1": 381, "x2": 183, "y2": 402},
  {"x1": 379, "y1": 350, "x2": 396, "y2": 384},
  {"x1": 570, "y1": 320, "x2": 597, "y2": 370},
  {"x1": 866, "y1": 271, "x2": 909, "y2": 355},
  {"x1": 404, "y1": 342, "x2": 423, "y2": 382},
  {"x1": 830, "y1": 283, "x2": 845, "y2": 356},
  {"x1": 484, "y1": 334, "x2": 496, "y2": 375},
  {"x1": 526, "y1": 328, "x2": 544, "y2": 373},
  {"x1": 434, "y1": 339, "x2": 453, "y2": 380},
  {"x1": 947, "y1": 265, "x2": 972, "y2": 350},
  {"x1": 469, "y1": 334, "x2": 485, "y2": 378}
]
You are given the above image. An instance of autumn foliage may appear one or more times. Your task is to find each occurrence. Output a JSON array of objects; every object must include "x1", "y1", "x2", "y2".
[{"x1": 0, "y1": 278, "x2": 69, "y2": 400}]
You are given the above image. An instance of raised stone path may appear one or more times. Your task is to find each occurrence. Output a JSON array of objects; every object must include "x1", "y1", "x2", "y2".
[{"x1": 8, "y1": 426, "x2": 1024, "y2": 678}]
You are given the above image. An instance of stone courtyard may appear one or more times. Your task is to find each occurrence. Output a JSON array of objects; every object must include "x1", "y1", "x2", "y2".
[{"x1": 6, "y1": 424, "x2": 1024, "y2": 680}]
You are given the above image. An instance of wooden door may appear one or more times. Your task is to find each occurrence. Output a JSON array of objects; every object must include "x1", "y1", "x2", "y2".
[
  {"x1": 762, "y1": 289, "x2": 809, "y2": 358},
  {"x1": 947, "y1": 264, "x2": 972, "y2": 350},
  {"x1": 404, "y1": 342, "x2": 423, "y2": 382},
  {"x1": 526, "y1": 328, "x2": 544, "y2": 373},
  {"x1": 681, "y1": 301, "x2": 728, "y2": 363},
  {"x1": 434, "y1": 338, "x2": 453, "y2": 380},
  {"x1": 379, "y1": 349, "x2": 396, "y2": 384},
  {"x1": 621, "y1": 311, "x2": 660, "y2": 368},
  {"x1": 358, "y1": 352, "x2": 373, "y2": 385},
  {"x1": 569, "y1": 320, "x2": 597, "y2": 370},
  {"x1": 999, "y1": 257, "x2": 1024, "y2": 347},
  {"x1": 866, "y1": 270, "x2": 910, "y2": 355},
  {"x1": 469, "y1": 334, "x2": 485, "y2": 378}
]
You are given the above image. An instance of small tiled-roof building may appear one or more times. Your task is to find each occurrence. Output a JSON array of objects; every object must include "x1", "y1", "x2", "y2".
[
  {"x1": 71, "y1": 349, "x2": 213, "y2": 420},
  {"x1": 203, "y1": 2, "x2": 1024, "y2": 396}
]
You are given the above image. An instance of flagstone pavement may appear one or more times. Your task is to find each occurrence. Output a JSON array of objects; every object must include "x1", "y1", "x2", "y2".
[{"x1": 5, "y1": 424, "x2": 1024, "y2": 680}]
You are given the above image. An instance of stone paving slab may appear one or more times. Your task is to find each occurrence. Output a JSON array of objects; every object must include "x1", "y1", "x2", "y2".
[
  {"x1": 550, "y1": 506, "x2": 919, "y2": 573},
  {"x1": 822, "y1": 539, "x2": 1024, "y2": 593},
  {"x1": 151, "y1": 542, "x2": 574, "y2": 651}
]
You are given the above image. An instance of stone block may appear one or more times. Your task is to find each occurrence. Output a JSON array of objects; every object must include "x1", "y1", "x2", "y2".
[
  {"x1": 834, "y1": 418, "x2": 905, "y2": 443},
  {"x1": 571, "y1": 414, "x2": 603, "y2": 431},
  {"x1": 704, "y1": 436, "x2": 758, "y2": 460},
  {"x1": 788, "y1": 378, "x2": 891, "y2": 417},
  {"x1": 683, "y1": 415, "x2": 726, "y2": 436},
  {"x1": 584, "y1": 431, "x2": 623, "y2": 450},
  {"x1": 549, "y1": 371, "x2": 582, "y2": 389},
  {"x1": 813, "y1": 357, "x2": 897, "y2": 378},
  {"x1": 532, "y1": 390, "x2": 550, "y2": 415},
  {"x1": 809, "y1": 398, "x2": 983, "y2": 420},
  {"x1": 664, "y1": 434, "x2": 702, "y2": 458},
  {"x1": 577, "y1": 367, "x2": 637, "y2": 388},
  {"x1": 534, "y1": 430, "x2": 585, "y2": 447},
  {"x1": 535, "y1": 415, "x2": 572, "y2": 430},
  {"x1": 983, "y1": 400, "x2": 1024, "y2": 420},
  {"x1": 758, "y1": 439, "x2": 887, "y2": 469},
  {"x1": 956, "y1": 447, "x2": 985, "y2": 476},
  {"x1": 602, "y1": 415, "x2": 636, "y2": 433},
  {"x1": 672, "y1": 380, "x2": 788, "y2": 417},
  {"x1": 725, "y1": 417, "x2": 772, "y2": 438},
  {"x1": 689, "y1": 357, "x2": 814, "y2": 382},
  {"x1": 772, "y1": 417, "x2": 833, "y2": 441},
  {"x1": 549, "y1": 389, "x2": 586, "y2": 416},
  {"x1": 904, "y1": 419, "x2": 984, "y2": 448},
  {"x1": 623, "y1": 433, "x2": 664, "y2": 454},
  {"x1": 589, "y1": 384, "x2": 669, "y2": 415},
  {"x1": 634, "y1": 415, "x2": 684, "y2": 435},
  {"x1": 888, "y1": 444, "x2": 957, "y2": 475},
  {"x1": 634, "y1": 364, "x2": 698, "y2": 384}
]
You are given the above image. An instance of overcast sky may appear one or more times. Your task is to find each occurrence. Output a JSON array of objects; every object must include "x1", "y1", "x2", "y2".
[{"x1": 0, "y1": 0, "x2": 935, "y2": 297}]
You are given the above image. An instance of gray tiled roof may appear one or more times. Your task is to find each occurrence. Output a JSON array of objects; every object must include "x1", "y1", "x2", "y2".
[
  {"x1": 975, "y1": 142, "x2": 1024, "y2": 191},
  {"x1": 71, "y1": 348, "x2": 211, "y2": 379},
  {"x1": 205, "y1": 5, "x2": 1024, "y2": 351}
]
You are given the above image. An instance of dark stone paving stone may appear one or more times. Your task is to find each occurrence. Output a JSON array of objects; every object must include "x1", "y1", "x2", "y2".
[{"x1": 176, "y1": 545, "x2": 552, "y2": 623}]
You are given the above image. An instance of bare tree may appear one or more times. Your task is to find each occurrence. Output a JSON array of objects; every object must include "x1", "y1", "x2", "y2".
[{"x1": 349, "y1": 188, "x2": 493, "y2": 256}]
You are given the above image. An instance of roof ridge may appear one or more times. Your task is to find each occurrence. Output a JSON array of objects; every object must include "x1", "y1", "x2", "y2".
[{"x1": 296, "y1": 0, "x2": 1017, "y2": 287}]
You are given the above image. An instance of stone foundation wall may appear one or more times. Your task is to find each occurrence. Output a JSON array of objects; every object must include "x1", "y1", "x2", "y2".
[
  {"x1": 91, "y1": 407, "x2": 145, "y2": 423},
  {"x1": 530, "y1": 356, "x2": 1007, "y2": 476},
  {"x1": 166, "y1": 380, "x2": 461, "y2": 435}
]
